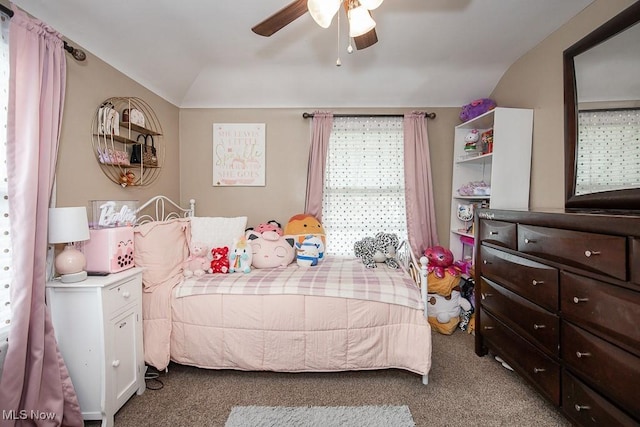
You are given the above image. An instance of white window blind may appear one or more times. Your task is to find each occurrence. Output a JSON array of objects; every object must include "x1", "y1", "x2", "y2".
[
  {"x1": 321, "y1": 116, "x2": 408, "y2": 256},
  {"x1": 0, "y1": 12, "x2": 11, "y2": 338},
  {"x1": 576, "y1": 109, "x2": 640, "y2": 195}
]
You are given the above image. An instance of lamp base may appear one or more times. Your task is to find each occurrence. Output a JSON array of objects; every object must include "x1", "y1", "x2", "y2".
[{"x1": 60, "y1": 271, "x2": 88, "y2": 283}]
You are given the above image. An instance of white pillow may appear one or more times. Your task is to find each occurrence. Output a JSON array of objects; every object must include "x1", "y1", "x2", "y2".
[{"x1": 190, "y1": 216, "x2": 247, "y2": 251}]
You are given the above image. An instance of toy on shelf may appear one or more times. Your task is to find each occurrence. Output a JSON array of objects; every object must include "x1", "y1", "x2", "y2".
[
  {"x1": 459, "y1": 98, "x2": 496, "y2": 122},
  {"x1": 463, "y1": 129, "x2": 480, "y2": 154},
  {"x1": 481, "y1": 128, "x2": 494, "y2": 154}
]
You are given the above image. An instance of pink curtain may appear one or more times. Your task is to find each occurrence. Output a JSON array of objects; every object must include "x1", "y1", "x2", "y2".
[
  {"x1": 304, "y1": 111, "x2": 333, "y2": 220},
  {"x1": 404, "y1": 112, "x2": 439, "y2": 257},
  {"x1": 0, "y1": 6, "x2": 82, "y2": 427}
]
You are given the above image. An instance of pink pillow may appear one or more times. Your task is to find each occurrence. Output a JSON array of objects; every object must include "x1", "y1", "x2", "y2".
[{"x1": 134, "y1": 218, "x2": 190, "y2": 291}]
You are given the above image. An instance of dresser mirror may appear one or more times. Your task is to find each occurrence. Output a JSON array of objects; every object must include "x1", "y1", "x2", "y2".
[{"x1": 564, "y1": 2, "x2": 640, "y2": 211}]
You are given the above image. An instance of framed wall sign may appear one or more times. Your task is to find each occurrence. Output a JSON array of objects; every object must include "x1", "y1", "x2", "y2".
[{"x1": 213, "y1": 123, "x2": 266, "y2": 186}]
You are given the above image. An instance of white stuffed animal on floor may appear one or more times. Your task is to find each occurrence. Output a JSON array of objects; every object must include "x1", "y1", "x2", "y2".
[{"x1": 427, "y1": 289, "x2": 472, "y2": 335}]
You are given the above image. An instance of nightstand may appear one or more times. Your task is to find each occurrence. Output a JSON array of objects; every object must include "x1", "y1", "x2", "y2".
[{"x1": 46, "y1": 268, "x2": 145, "y2": 427}]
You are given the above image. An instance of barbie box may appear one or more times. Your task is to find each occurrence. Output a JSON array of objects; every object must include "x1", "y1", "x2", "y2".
[{"x1": 82, "y1": 226, "x2": 135, "y2": 273}]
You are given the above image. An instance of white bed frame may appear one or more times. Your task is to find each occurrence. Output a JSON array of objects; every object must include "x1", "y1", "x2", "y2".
[{"x1": 134, "y1": 195, "x2": 430, "y2": 385}]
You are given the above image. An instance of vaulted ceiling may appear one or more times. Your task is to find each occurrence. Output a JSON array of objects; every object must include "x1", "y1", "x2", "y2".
[{"x1": 12, "y1": 0, "x2": 594, "y2": 108}]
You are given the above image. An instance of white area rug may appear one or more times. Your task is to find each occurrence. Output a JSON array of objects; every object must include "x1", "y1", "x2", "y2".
[{"x1": 225, "y1": 405, "x2": 415, "y2": 427}]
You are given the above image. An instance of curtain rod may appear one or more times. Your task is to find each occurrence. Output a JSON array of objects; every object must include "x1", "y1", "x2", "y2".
[
  {"x1": 0, "y1": 4, "x2": 86, "y2": 61},
  {"x1": 302, "y1": 112, "x2": 436, "y2": 120}
]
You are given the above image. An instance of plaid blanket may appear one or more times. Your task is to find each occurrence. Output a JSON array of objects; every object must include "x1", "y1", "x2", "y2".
[{"x1": 176, "y1": 256, "x2": 423, "y2": 310}]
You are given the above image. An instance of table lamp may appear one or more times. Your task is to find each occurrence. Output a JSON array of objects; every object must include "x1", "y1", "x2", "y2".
[{"x1": 48, "y1": 207, "x2": 91, "y2": 283}]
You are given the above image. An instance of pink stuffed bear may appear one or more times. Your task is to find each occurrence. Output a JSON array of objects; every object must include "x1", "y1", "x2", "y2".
[
  {"x1": 424, "y1": 246, "x2": 460, "y2": 279},
  {"x1": 183, "y1": 241, "x2": 212, "y2": 278},
  {"x1": 210, "y1": 247, "x2": 230, "y2": 274}
]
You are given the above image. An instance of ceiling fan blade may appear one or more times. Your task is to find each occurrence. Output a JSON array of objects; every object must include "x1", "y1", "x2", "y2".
[
  {"x1": 353, "y1": 28, "x2": 378, "y2": 50},
  {"x1": 252, "y1": 0, "x2": 309, "y2": 37}
]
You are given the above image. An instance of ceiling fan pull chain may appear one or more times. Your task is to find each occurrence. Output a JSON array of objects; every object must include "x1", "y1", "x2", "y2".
[{"x1": 336, "y1": 10, "x2": 342, "y2": 66}]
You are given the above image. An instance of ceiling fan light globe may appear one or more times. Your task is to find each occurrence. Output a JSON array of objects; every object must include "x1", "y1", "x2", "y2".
[
  {"x1": 348, "y1": 6, "x2": 376, "y2": 37},
  {"x1": 359, "y1": 0, "x2": 383, "y2": 10},
  {"x1": 308, "y1": 0, "x2": 341, "y2": 28}
]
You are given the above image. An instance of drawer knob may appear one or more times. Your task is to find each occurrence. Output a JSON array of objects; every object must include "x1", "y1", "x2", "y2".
[
  {"x1": 533, "y1": 367, "x2": 546, "y2": 374},
  {"x1": 524, "y1": 238, "x2": 536, "y2": 244},
  {"x1": 482, "y1": 293, "x2": 493, "y2": 299},
  {"x1": 112, "y1": 360, "x2": 120, "y2": 368},
  {"x1": 573, "y1": 297, "x2": 589, "y2": 304},
  {"x1": 531, "y1": 280, "x2": 544, "y2": 286},
  {"x1": 533, "y1": 324, "x2": 546, "y2": 330},
  {"x1": 576, "y1": 351, "x2": 591, "y2": 358},
  {"x1": 584, "y1": 250, "x2": 601, "y2": 258},
  {"x1": 489, "y1": 231, "x2": 498, "y2": 235},
  {"x1": 574, "y1": 404, "x2": 591, "y2": 412},
  {"x1": 122, "y1": 291, "x2": 131, "y2": 298},
  {"x1": 482, "y1": 260, "x2": 491, "y2": 265},
  {"x1": 483, "y1": 326, "x2": 494, "y2": 330}
]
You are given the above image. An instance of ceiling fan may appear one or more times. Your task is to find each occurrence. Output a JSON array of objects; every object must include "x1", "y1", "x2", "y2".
[{"x1": 252, "y1": 0, "x2": 384, "y2": 50}]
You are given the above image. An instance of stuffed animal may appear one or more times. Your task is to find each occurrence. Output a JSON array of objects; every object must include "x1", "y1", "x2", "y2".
[
  {"x1": 295, "y1": 235, "x2": 321, "y2": 267},
  {"x1": 460, "y1": 98, "x2": 496, "y2": 122},
  {"x1": 183, "y1": 241, "x2": 212, "y2": 278},
  {"x1": 463, "y1": 129, "x2": 480, "y2": 152},
  {"x1": 354, "y1": 232, "x2": 400, "y2": 269},
  {"x1": 427, "y1": 289, "x2": 472, "y2": 335},
  {"x1": 250, "y1": 220, "x2": 284, "y2": 236},
  {"x1": 424, "y1": 246, "x2": 459, "y2": 279},
  {"x1": 284, "y1": 213, "x2": 326, "y2": 260},
  {"x1": 246, "y1": 229, "x2": 296, "y2": 268},
  {"x1": 210, "y1": 246, "x2": 230, "y2": 274},
  {"x1": 229, "y1": 236, "x2": 252, "y2": 273}
]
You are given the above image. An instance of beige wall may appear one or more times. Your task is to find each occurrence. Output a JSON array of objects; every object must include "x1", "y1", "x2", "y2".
[
  {"x1": 179, "y1": 107, "x2": 459, "y2": 246},
  {"x1": 54, "y1": 42, "x2": 180, "y2": 214},
  {"x1": 490, "y1": 0, "x2": 636, "y2": 210}
]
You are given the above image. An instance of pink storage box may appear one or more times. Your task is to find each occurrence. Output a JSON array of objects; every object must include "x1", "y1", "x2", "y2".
[{"x1": 82, "y1": 226, "x2": 135, "y2": 273}]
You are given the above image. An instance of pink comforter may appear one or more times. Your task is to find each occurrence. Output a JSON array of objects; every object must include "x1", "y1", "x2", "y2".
[{"x1": 142, "y1": 259, "x2": 432, "y2": 377}]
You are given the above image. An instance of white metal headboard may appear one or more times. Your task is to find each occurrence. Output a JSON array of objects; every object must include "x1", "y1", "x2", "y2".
[{"x1": 134, "y1": 195, "x2": 195, "y2": 225}]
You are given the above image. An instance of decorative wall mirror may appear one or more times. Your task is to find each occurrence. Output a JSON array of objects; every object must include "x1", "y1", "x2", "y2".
[{"x1": 564, "y1": 2, "x2": 640, "y2": 211}]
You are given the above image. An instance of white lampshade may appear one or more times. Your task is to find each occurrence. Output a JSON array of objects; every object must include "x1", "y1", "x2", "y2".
[
  {"x1": 348, "y1": 5, "x2": 376, "y2": 37},
  {"x1": 49, "y1": 207, "x2": 91, "y2": 283},
  {"x1": 308, "y1": 0, "x2": 341, "y2": 28},
  {"x1": 359, "y1": 0, "x2": 383, "y2": 10}
]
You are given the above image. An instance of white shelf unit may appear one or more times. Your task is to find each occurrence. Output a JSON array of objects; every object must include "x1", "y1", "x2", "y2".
[{"x1": 449, "y1": 107, "x2": 533, "y2": 260}]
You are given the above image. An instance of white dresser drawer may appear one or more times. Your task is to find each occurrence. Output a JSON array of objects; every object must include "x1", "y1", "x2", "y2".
[{"x1": 103, "y1": 275, "x2": 141, "y2": 316}]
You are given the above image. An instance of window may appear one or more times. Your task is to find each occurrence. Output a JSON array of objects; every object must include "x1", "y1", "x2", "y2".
[
  {"x1": 576, "y1": 109, "x2": 640, "y2": 195},
  {"x1": 0, "y1": 11, "x2": 11, "y2": 339},
  {"x1": 321, "y1": 116, "x2": 408, "y2": 256}
]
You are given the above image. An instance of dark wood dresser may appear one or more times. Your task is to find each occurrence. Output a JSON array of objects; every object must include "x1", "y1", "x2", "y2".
[{"x1": 474, "y1": 209, "x2": 640, "y2": 426}]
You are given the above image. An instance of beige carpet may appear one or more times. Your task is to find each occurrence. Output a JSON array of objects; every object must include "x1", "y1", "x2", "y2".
[{"x1": 86, "y1": 331, "x2": 569, "y2": 427}]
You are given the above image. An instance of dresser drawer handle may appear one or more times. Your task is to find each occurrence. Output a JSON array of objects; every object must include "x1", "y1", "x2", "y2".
[
  {"x1": 112, "y1": 360, "x2": 120, "y2": 368},
  {"x1": 531, "y1": 280, "x2": 544, "y2": 286},
  {"x1": 489, "y1": 231, "x2": 499, "y2": 235},
  {"x1": 122, "y1": 291, "x2": 131, "y2": 299},
  {"x1": 573, "y1": 297, "x2": 589, "y2": 304},
  {"x1": 533, "y1": 367, "x2": 546, "y2": 374},
  {"x1": 584, "y1": 250, "x2": 601, "y2": 258},
  {"x1": 576, "y1": 351, "x2": 591, "y2": 358},
  {"x1": 574, "y1": 404, "x2": 591, "y2": 412},
  {"x1": 533, "y1": 324, "x2": 546, "y2": 330},
  {"x1": 483, "y1": 326, "x2": 494, "y2": 330},
  {"x1": 524, "y1": 238, "x2": 536, "y2": 244},
  {"x1": 482, "y1": 260, "x2": 491, "y2": 265},
  {"x1": 482, "y1": 293, "x2": 493, "y2": 299}
]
